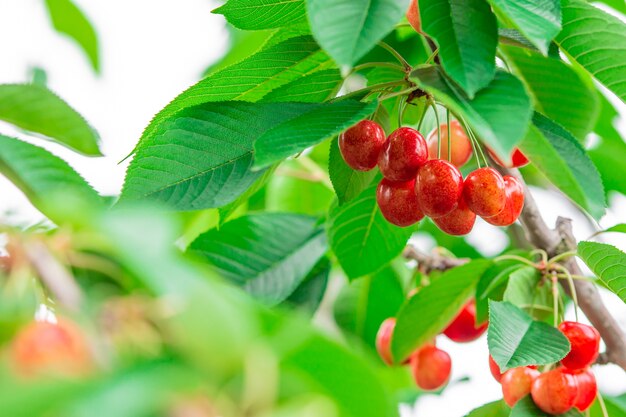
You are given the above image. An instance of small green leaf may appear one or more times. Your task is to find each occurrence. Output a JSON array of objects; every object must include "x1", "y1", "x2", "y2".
[
  {"x1": 328, "y1": 137, "x2": 377, "y2": 205},
  {"x1": 464, "y1": 401, "x2": 509, "y2": 417},
  {"x1": 254, "y1": 100, "x2": 377, "y2": 169},
  {"x1": 213, "y1": 0, "x2": 306, "y2": 30},
  {"x1": 261, "y1": 69, "x2": 342, "y2": 103},
  {"x1": 577, "y1": 241, "x2": 626, "y2": 303},
  {"x1": 307, "y1": 0, "x2": 410, "y2": 66},
  {"x1": 392, "y1": 260, "x2": 492, "y2": 362},
  {"x1": 0, "y1": 84, "x2": 101, "y2": 156},
  {"x1": 475, "y1": 263, "x2": 524, "y2": 323},
  {"x1": 603, "y1": 224, "x2": 626, "y2": 234},
  {"x1": 419, "y1": 0, "x2": 498, "y2": 97},
  {"x1": 511, "y1": 397, "x2": 584, "y2": 417},
  {"x1": 488, "y1": 301, "x2": 570, "y2": 372},
  {"x1": 411, "y1": 66, "x2": 532, "y2": 158},
  {"x1": 327, "y1": 183, "x2": 413, "y2": 280},
  {"x1": 504, "y1": 266, "x2": 553, "y2": 319},
  {"x1": 44, "y1": 0, "x2": 99, "y2": 72},
  {"x1": 188, "y1": 213, "x2": 327, "y2": 305}
]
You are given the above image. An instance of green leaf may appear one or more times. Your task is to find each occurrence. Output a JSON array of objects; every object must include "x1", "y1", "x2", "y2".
[
  {"x1": 306, "y1": 0, "x2": 410, "y2": 66},
  {"x1": 0, "y1": 135, "x2": 102, "y2": 222},
  {"x1": 556, "y1": 0, "x2": 626, "y2": 103},
  {"x1": 475, "y1": 263, "x2": 524, "y2": 323},
  {"x1": 188, "y1": 213, "x2": 327, "y2": 305},
  {"x1": 261, "y1": 69, "x2": 342, "y2": 103},
  {"x1": 488, "y1": 301, "x2": 570, "y2": 372},
  {"x1": 504, "y1": 266, "x2": 553, "y2": 319},
  {"x1": 596, "y1": 0, "x2": 626, "y2": 14},
  {"x1": 327, "y1": 183, "x2": 413, "y2": 280},
  {"x1": 519, "y1": 113, "x2": 605, "y2": 219},
  {"x1": 419, "y1": 0, "x2": 498, "y2": 97},
  {"x1": 44, "y1": 0, "x2": 99, "y2": 72},
  {"x1": 121, "y1": 101, "x2": 318, "y2": 210},
  {"x1": 254, "y1": 100, "x2": 376, "y2": 169},
  {"x1": 501, "y1": 45, "x2": 598, "y2": 140},
  {"x1": 487, "y1": 0, "x2": 560, "y2": 54},
  {"x1": 602, "y1": 224, "x2": 626, "y2": 234},
  {"x1": 411, "y1": 66, "x2": 532, "y2": 158},
  {"x1": 511, "y1": 397, "x2": 584, "y2": 417},
  {"x1": 0, "y1": 84, "x2": 101, "y2": 156},
  {"x1": 213, "y1": 0, "x2": 306, "y2": 30},
  {"x1": 218, "y1": 167, "x2": 276, "y2": 224},
  {"x1": 577, "y1": 241, "x2": 626, "y2": 303},
  {"x1": 590, "y1": 395, "x2": 626, "y2": 417},
  {"x1": 463, "y1": 401, "x2": 509, "y2": 417},
  {"x1": 392, "y1": 260, "x2": 492, "y2": 362},
  {"x1": 328, "y1": 137, "x2": 377, "y2": 205},
  {"x1": 283, "y1": 257, "x2": 331, "y2": 314}
]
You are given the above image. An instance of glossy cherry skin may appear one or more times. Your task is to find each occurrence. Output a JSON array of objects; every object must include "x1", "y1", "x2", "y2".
[
  {"x1": 410, "y1": 345, "x2": 452, "y2": 391},
  {"x1": 415, "y1": 159, "x2": 463, "y2": 218},
  {"x1": 488, "y1": 148, "x2": 530, "y2": 169},
  {"x1": 427, "y1": 121, "x2": 473, "y2": 168},
  {"x1": 489, "y1": 355, "x2": 503, "y2": 383},
  {"x1": 558, "y1": 321, "x2": 601, "y2": 370},
  {"x1": 406, "y1": 0, "x2": 422, "y2": 33},
  {"x1": 501, "y1": 367, "x2": 540, "y2": 407},
  {"x1": 433, "y1": 197, "x2": 476, "y2": 236},
  {"x1": 531, "y1": 368, "x2": 578, "y2": 415},
  {"x1": 376, "y1": 318, "x2": 396, "y2": 366},
  {"x1": 377, "y1": 178, "x2": 425, "y2": 227},
  {"x1": 443, "y1": 300, "x2": 487, "y2": 342},
  {"x1": 339, "y1": 120, "x2": 386, "y2": 171},
  {"x1": 463, "y1": 167, "x2": 506, "y2": 217},
  {"x1": 378, "y1": 127, "x2": 428, "y2": 182},
  {"x1": 567, "y1": 369, "x2": 597, "y2": 411},
  {"x1": 483, "y1": 175, "x2": 524, "y2": 226},
  {"x1": 11, "y1": 319, "x2": 92, "y2": 377}
]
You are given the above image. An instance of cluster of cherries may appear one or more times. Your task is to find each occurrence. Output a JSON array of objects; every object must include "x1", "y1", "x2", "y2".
[
  {"x1": 490, "y1": 321, "x2": 601, "y2": 414},
  {"x1": 376, "y1": 299, "x2": 487, "y2": 391},
  {"x1": 339, "y1": 120, "x2": 528, "y2": 235}
]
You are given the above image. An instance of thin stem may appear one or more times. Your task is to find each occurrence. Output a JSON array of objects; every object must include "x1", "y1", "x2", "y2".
[
  {"x1": 398, "y1": 97, "x2": 407, "y2": 127},
  {"x1": 425, "y1": 48, "x2": 439, "y2": 64},
  {"x1": 337, "y1": 80, "x2": 408, "y2": 101},
  {"x1": 530, "y1": 249, "x2": 548, "y2": 265},
  {"x1": 379, "y1": 86, "x2": 417, "y2": 101},
  {"x1": 446, "y1": 109, "x2": 451, "y2": 162},
  {"x1": 295, "y1": 156, "x2": 333, "y2": 190},
  {"x1": 351, "y1": 62, "x2": 406, "y2": 74},
  {"x1": 551, "y1": 271, "x2": 559, "y2": 327},
  {"x1": 494, "y1": 254, "x2": 537, "y2": 268},
  {"x1": 417, "y1": 100, "x2": 430, "y2": 131},
  {"x1": 458, "y1": 116, "x2": 482, "y2": 168},
  {"x1": 378, "y1": 41, "x2": 411, "y2": 69},
  {"x1": 597, "y1": 391, "x2": 609, "y2": 417},
  {"x1": 548, "y1": 250, "x2": 577, "y2": 265},
  {"x1": 434, "y1": 104, "x2": 441, "y2": 159},
  {"x1": 465, "y1": 121, "x2": 489, "y2": 166},
  {"x1": 553, "y1": 264, "x2": 580, "y2": 322}
]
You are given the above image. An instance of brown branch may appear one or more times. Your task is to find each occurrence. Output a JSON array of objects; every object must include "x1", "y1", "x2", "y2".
[{"x1": 402, "y1": 246, "x2": 468, "y2": 274}]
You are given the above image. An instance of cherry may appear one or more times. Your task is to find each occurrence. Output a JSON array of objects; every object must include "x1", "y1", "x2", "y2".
[
  {"x1": 483, "y1": 175, "x2": 524, "y2": 227},
  {"x1": 531, "y1": 368, "x2": 578, "y2": 415},
  {"x1": 501, "y1": 366, "x2": 540, "y2": 407},
  {"x1": 433, "y1": 197, "x2": 476, "y2": 236},
  {"x1": 567, "y1": 369, "x2": 597, "y2": 411},
  {"x1": 406, "y1": 0, "x2": 422, "y2": 33},
  {"x1": 443, "y1": 300, "x2": 487, "y2": 342},
  {"x1": 339, "y1": 120, "x2": 386, "y2": 171},
  {"x1": 489, "y1": 355, "x2": 503, "y2": 383},
  {"x1": 463, "y1": 167, "x2": 506, "y2": 217},
  {"x1": 377, "y1": 178, "x2": 425, "y2": 227},
  {"x1": 558, "y1": 321, "x2": 601, "y2": 370},
  {"x1": 410, "y1": 345, "x2": 452, "y2": 391},
  {"x1": 378, "y1": 127, "x2": 428, "y2": 182},
  {"x1": 488, "y1": 147, "x2": 530, "y2": 169},
  {"x1": 11, "y1": 319, "x2": 92, "y2": 377},
  {"x1": 376, "y1": 318, "x2": 396, "y2": 366},
  {"x1": 415, "y1": 159, "x2": 463, "y2": 218},
  {"x1": 427, "y1": 121, "x2": 473, "y2": 168}
]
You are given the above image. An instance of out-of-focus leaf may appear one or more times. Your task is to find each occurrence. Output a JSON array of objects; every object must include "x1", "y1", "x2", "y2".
[
  {"x1": 213, "y1": 0, "x2": 306, "y2": 30},
  {"x1": 511, "y1": 397, "x2": 583, "y2": 417},
  {"x1": 464, "y1": 401, "x2": 509, "y2": 417},
  {"x1": 328, "y1": 137, "x2": 377, "y2": 205},
  {"x1": 283, "y1": 257, "x2": 330, "y2": 314}
]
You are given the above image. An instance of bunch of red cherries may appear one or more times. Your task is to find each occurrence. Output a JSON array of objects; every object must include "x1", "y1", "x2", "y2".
[{"x1": 339, "y1": 120, "x2": 528, "y2": 235}]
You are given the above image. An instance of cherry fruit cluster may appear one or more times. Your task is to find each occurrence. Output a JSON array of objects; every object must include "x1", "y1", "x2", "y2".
[{"x1": 339, "y1": 120, "x2": 528, "y2": 236}]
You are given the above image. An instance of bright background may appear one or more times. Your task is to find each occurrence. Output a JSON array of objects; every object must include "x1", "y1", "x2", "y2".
[{"x1": 0, "y1": 1, "x2": 624, "y2": 416}]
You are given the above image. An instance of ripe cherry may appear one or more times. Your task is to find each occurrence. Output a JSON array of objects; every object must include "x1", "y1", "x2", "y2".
[
  {"x1": 531, "y1": 368, "x2": 578, "y2": 415},
  {"x1": 339, "y1": 120, "x2": 386, "y2": 171},
  {"x1": 415, "y1": 159, "x2": 463, "y2": 218},
  {"x1": 411, "y1": 345, "x2": 452, "y2": 391},
  {"x1": 463, "y1": 167, "x2": 506, "y2": 217},
  {"x1": 501, "y1": 366, "x2": 540, "y2": 407},
  {"x1": 377, "y1": 178, "x2": 425, "y2": 227},
  {"x1": 433, "y1": 197, "x2": 476, "y2": 236},
  {"x1": 427, "y1": 121, "x2": 473, "y2": 168},
  {"x1": 406, "y1": 0, "x2": 422, "y2": 33},
  {"x1": 483, "y1": 175, "x2": 524, "y2": 227},
  {"x1": 489, "y1": 355, "x2": 503, "y2": 383},
  {"x1": 378, "y1": 127, "x2": 428, "y2": 182},
  {"x1": 558, "y1": 321, "x2": 601, "y2": 370},
  {"x1": 488, "y1": 147, "x2": 530, "y2": 168},
  {"x1": 443, "y1": 300, "x2": 487, "y2": 342},
  {"x1": 11, "y1": 319, "x2": 92, "y2": 377},
  {"x1": 376, "y1": 318, "x2": 396, "y2": 366},
  {"x1": 568, "y1": 369, "x2": 597, "y2": 411}
]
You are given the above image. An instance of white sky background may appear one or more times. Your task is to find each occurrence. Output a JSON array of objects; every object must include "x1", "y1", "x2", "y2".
[{"x1": 0, "y1": 1, "x2": 624, "y2": 416}]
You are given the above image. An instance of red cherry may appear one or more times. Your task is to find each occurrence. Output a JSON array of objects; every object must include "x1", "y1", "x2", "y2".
[
  {"x1": 567, "y1": 369, "x2": 597, "y2": 411},
  {"x1": 376, "y1": 318, "x2": 396, "y2": 366},
  {"x1": 483, "y1": 175, "x2": 524, "y2": 227},
  {"x1": 489, "y1": 355, "x2": 503, "y2": 383},
  {"x1": 377, "y1": 178, "x2": 425, "y2": 227},
  {"x1": 488, "y1": 147, "x2": 530, "y2": 169},
  {"x1": 11, "y1": 319, "x2": 93, "y2": 377},
  {"x1": 433, "y1": 197, "x2": 476, "y2": 236},
  {"x1": 531, "y1": 368, "x2": 578, "y2": 415},
  {"x1": 415, "y1": 159, "x2": 463, "y2": 218},
  {"x1": 443, "y1": 300, "x2": 487, "y2": 342},
  {"x1": 406, "y1": 0, "x2": 422, "y2": 33},
  {"x1": 501, "y1": 367, "x2": 540, "y2": 407},
  {"x1": 378, "y1": 127, "x2": 428, "y2": 181},
  {"x1": 410, "y1": 345, "x2": 451, "y2": 391},
  {"x1": 427, "y1": 121, "x2": 473, "y2": 168},
  {"x1": 463, "y1": 167, "x2": 506, "y2": 217},
  {"x1": 339, "y1": 120, "x2": 386, "y2": 171},
  {"x1": 558, "y1": 321, "x2": 601, "y2": 370}
]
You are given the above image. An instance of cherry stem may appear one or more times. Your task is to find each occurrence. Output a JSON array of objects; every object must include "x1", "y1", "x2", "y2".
[
  {"x1": 551, "y1": 271, "x2": 559, "y2": 327},
  {"x1": 425, "y1": 48, "x2": 439, "y2": 65},
  {"x1": 458, "y1": 116, "x2": 482, "y2": 168},
  {"x1": 337, "y1": 80, "x2": 408, "y2": 101},
  {"x1": 379, "y1": 86, "x2": 417, "y2": 101},
  {"x1": 494, "y1": 254, "x2": 537, "y2": 268},
  {"x1": 530, "y1": 249, "x2": 548, "y2": 265},
  {"x1": 398, "y1": 97, "x2": 408, "y2": 128},
  {"x1": 552, "y1": 264, "x2": 580, "y2": 322},
  {"x1": 351, "y1": 62, "x2": 406, "y2": 74},
  {"x1": 417, "y1": 99, "x2": 430, "y2": 131},
  {"x1": 434, "y1": 103, "x2": 441, "y2": 159},
  {"x1": 378, "y1": 41, "x2": 411, "y2": 70},
  {"x1": 547, "y1": 250, "x2": 577, "y2": 265},
  {"x1": 446, "y1": 109, "x2": 451, "y2": 162},
  {"x1": 597, "y1": 391, "x2": 610, "y2": 417}
]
